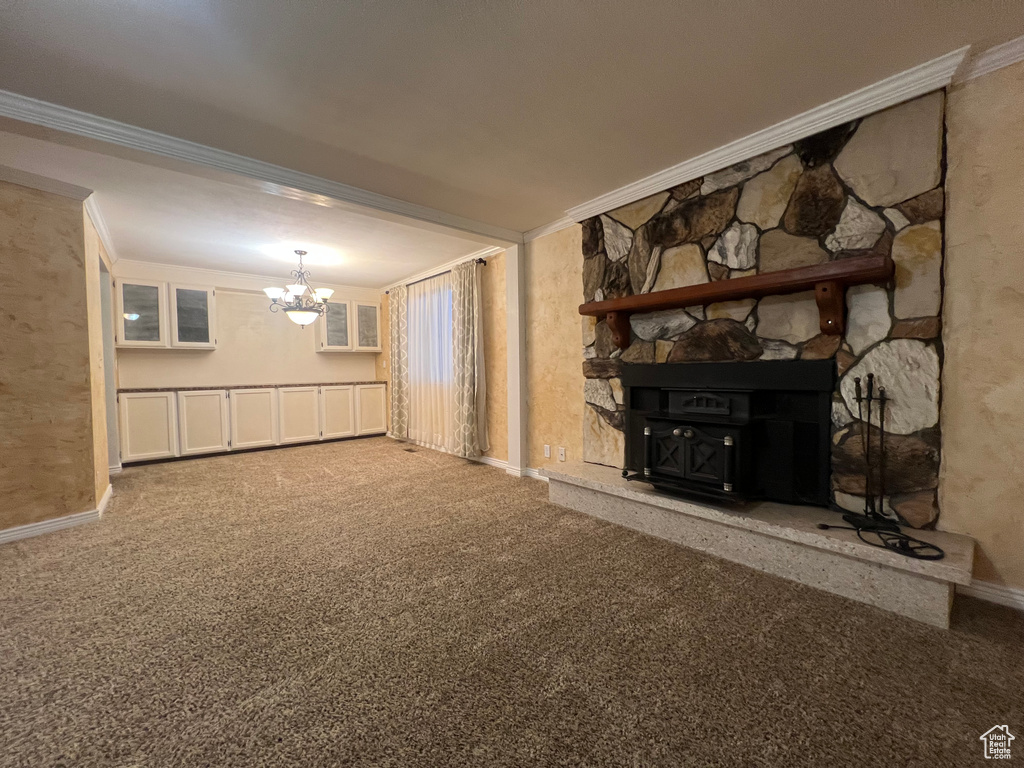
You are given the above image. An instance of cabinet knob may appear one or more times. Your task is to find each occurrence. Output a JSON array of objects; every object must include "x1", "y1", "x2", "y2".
[{"x1": 673, "y1": 428, "x2": 694, "y2": 439}]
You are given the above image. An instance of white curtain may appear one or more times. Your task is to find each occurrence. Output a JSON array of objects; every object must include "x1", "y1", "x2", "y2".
[
  {"x1": 407, "y1": 272, "x2": 455, "y2": 451},
  {"x1": 399, "y1": 262, "x2": 487, "y2": 458}
]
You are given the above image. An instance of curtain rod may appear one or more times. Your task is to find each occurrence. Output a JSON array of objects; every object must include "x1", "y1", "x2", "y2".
[{"x1": 386, "y1": 258, "x2": 485, "y2": 294}]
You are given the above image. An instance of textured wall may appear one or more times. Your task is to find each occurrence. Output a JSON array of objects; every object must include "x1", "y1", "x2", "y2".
[
  {"x1": 480, "y1": 251, "x2": 508, "y2": 462},
  {"x1": 581, "y1": 92, "x2": 946, "y2": 527},
  {"x1": 941, "y1": 60, "x2": 1024, "y2": 588},
  {"x1": 117, "y1": 291, "x2": 377, "y2": 389},
  {"x1": 0, "y1": 181, "x2": 95, "y2": 528},
  {"x1": 527, "y1": 226, "x2": 585, "y2": 469},
  {"x1": 83, "y1": 212, "x2": 110, "y2": 504}
]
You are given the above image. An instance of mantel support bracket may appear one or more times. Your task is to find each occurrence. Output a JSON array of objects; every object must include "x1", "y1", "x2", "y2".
[
  {"x1": 814, "y1": 280, "x2": 846, "y2": 336},
  {"x1": 605, "y1": 311, "x2": 632, "y2": 350}
]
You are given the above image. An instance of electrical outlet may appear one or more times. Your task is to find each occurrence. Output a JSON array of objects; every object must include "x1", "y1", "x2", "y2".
[
  {"x1": 558, "y1": 447, "x2": 566, "y2": 462},
  {"x1": 544, "y1": 444, "x2": 551, "y2": 458}
]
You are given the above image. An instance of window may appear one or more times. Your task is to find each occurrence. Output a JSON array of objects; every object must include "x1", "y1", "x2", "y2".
[{"x1": 406, "y1": 273, "x2": 454, "y2": 447}]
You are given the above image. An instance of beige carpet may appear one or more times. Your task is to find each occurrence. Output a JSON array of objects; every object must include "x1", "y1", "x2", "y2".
[{"x1": 1, "y1": 437, "x2": 1021, "y2": 767}]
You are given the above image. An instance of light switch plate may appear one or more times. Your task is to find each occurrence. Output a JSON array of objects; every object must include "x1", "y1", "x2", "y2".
[
  {"x1": 558, "y1": 447, "x2": 566, "y2": 462},
  {"x1": 544, "y1": 444, "x2": 551, "y2": 458}
]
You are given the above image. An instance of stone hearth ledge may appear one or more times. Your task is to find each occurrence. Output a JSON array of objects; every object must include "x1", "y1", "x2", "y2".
[{"x1": 542, "y1": 462, "x2": 973, "y2": 628}]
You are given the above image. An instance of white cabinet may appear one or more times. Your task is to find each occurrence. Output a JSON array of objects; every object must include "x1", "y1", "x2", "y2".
[
  {"x1": 169, "y1": 284, "x2": 217, "y2": 348},
  {"x1": 119, "y1": 391, "x2": 179, "y2": 461},
  {"x1": 355, "y1": 383, "x2": 387, "y2": 435},
  {"x1": 317, "y1": 300, "x2": 380, "y2": 352},
  {"x1": 116, "y1": 280, "x2": 217, "y2": 349},
  {"x1": 320, "y1": 385, "x2": 356, "y2": 438},
  {"x1": 117, "y1": 382, "x2": 387, "y2": 463},
  {"x1": 116, "y1": 279, "x2": 168, "y2": 348},
  {"x1": 278, "y1": 386, "x2": 321, "y2": 444},
  {"x1": 177, "y1": 390, "x2": 229, "y2": 455},
  {"x1": 230, "y1": 388, "x2": 279, "y2": 449},
  {"x1": 353, "y1": 302, "x2": 382, "y2": 352},
  {"x1": 317, "y1": 301, "x2": 352, "y2": 351}
]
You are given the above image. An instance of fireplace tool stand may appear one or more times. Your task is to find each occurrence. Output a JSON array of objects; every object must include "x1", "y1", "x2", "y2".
[{"x1": 818, "y1": 373, "x2": 944, "y2": 561}]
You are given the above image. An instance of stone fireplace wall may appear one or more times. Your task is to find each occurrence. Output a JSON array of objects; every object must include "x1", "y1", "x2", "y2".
[{"x1": 581, "y1": 91, "x2": 945, "y2": 527}]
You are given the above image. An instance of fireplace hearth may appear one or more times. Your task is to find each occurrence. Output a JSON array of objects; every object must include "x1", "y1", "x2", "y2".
[{"x1": 621, "y1": 360, "x2": 834, "y2": 506}]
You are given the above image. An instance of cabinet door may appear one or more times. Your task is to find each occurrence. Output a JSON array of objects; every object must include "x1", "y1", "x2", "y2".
[
  {"x1": 177, "y1": 390, "x2": 229, "y2": 455},
  {"x1": 119, "y1": 392, "x2": 178, "y2": 462},
  {"x1": 170, "y1": 284, "x2": 217, "y2": 348},
  {"x1": 320, "y1": 385, "x2": 355, "y2": 439},
  {"x1": 116, "y1": 280, "x2": 167, "y2": 347},
  {"x1": 317, "y1": 301, "x2": 352, "y2": 351},
  {"x1": 278, "y1": 386, "x2": 321, "y2": 444},
  {"x1": 230, "y1": 389, "x2": 279, "y2": 449},
  {"x1": 355, "y1": 384, "x2": 387, "y2": 435},
  {"x1": 354, "y1": 302, "x2": 381, "y2": 352}
]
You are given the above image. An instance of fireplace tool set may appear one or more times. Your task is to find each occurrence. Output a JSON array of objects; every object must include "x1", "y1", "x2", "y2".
[{"x1": 817, "y1": 373, "x2": 945, "y2": 561}]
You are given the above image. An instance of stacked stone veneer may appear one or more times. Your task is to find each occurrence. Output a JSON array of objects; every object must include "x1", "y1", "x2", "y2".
[{"x1": 581, "y1": 91, "x2": 945, "y2": 527}]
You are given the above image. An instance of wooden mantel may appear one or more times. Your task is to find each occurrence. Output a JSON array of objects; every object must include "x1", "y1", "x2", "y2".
[{"x1": 579, "y1": 254, "x2": 895, "y2": 350}]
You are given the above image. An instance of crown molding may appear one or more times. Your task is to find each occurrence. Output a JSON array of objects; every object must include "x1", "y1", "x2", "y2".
[
  {"x1": 565, "y1": 46, "x2": 970, "y2": 222},
  {"x1": 0, "y1": 89, "x2": 523, "y2": 246},
  {"x1": 957, "y1": 34, "x2": 1024, "y2": 82},
  {"x1": 112, "y1": 258, "x2": 381, "y2": 300},
  {"x1": 524, "y1": 216, "x2": 577, "y2": 243},
  {"x1": 0, "y1": 163, "x2": 92, "y2": 200},
  {"x1": 84, "y1": 194, "x2": 120, "y2": 265},
  {"x1": 381, "y1": 245, "x2": 504, "y2": 291}
]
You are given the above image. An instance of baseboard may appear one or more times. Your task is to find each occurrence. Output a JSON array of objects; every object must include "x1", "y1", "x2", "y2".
[
  {"x1": 474, "y1": 455, "x2": 509, "y2": 471},
  {"x1": 958, "y1": 580, "x2": 1024, "y2": 612},
  {"x1": 0, "y1": 508, "x2": 101, "y2": 546},
  {"x1": 395, "y1": 442, "x2": 552, "y2": 483},
  {"x1": 97, "y1": 484, "x2": 113, "y2": 516},
  {"x1": 109, "y1": 464, "x2": 122, "y2": 475}
]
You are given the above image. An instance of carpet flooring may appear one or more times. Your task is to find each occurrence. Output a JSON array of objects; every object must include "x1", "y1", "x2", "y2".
[{"x1": 1, "y1": 437, "x2": 1021, "y2": 767}]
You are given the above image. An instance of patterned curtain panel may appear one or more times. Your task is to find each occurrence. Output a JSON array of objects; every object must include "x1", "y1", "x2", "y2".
[
  {"x1": 450, "y1": 262, "x2": 487, "y2": 458},
  {"x1": 388, "y1": 284, "x2": 409, "y2": 439}
]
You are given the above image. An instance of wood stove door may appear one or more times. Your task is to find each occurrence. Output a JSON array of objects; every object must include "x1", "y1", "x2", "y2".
[{"x1": 645, "y1": 420, "x2": 739, "y2": 492}]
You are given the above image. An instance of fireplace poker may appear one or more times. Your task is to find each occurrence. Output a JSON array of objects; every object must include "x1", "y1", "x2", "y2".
[
  {"x1": 878, "y1": 386, "x2": 888, "y2": 519},
  {"x1": 864, "y1": 373, "x2": 875, "y2": 517}
]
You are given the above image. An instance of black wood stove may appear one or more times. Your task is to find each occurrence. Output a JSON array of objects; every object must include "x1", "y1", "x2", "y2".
[{"x1": 621, "y1": 360, "x2": 834, "y2": 506}]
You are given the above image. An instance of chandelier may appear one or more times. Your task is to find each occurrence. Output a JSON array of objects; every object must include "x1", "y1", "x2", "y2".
[{"x1": 263, "y1": 250, "x2": 334, "y2": 326}]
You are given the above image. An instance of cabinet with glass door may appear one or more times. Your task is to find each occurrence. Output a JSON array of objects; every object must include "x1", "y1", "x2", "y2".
[
  {"x1": 353, "y1": 302, "x2": 381, "y2": 352},
  {"x1": 317, "y1": 301, "x2": 353, "y2": 351},
  {"x1": 116, "y1": 279, "x2": 168, "y2": 347}
]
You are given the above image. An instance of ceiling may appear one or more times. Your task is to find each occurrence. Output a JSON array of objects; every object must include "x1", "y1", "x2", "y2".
[
  {"x1": 1, "y1": 1, "x2": 1022, "y2": 235},
  {"x1": 0, "y1": 126, "x2": 493, "y2": 288}
]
